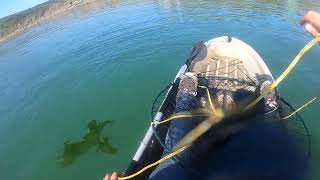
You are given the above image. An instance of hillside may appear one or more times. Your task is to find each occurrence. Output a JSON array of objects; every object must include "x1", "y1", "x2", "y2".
[{"x1": 0, "y1": 0, "x2": 96, "y2": 42}]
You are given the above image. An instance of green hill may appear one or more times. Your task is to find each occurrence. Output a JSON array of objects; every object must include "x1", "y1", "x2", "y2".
[{"x1": 0, "y1": 0, "x2": 92, "y2": 42}]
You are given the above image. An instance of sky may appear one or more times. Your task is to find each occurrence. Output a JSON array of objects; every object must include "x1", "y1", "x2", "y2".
[{"x1": 0, "y1": 0, "x2": 47, "y2": 18}]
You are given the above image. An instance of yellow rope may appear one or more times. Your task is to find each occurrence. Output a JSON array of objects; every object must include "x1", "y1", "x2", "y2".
[
  {"x1": 151, "y1": 85, "x2": 223, "y2": 126},
  {"x1": 199, "y1": 86, "x2": 217, "y2": 114},
  {"x1": 151, "y1": 114, "x2": 207, "y2": 125},
  {"x1": 282, "y1": 97, "x2": 318, "y2": 120},
  {"x1": 118, "y1": 145, "x2": 190, "y2": 180},
  {"x1": 245, "y1": 36, "x2": 320, "y2": 110}
]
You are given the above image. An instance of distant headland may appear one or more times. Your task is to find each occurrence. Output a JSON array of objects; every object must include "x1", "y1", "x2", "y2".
[{"x1": 0, "y1": 0, "x2": 107, "y2": 43}]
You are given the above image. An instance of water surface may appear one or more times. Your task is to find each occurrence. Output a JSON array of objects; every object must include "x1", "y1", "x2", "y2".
[{"x1": 1, "y1": 0, "x2": 320, "y2": 179}]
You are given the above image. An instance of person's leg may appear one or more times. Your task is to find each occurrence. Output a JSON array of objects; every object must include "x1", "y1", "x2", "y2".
[
  {"x1": 149, "y1": 73, "x2": 202, "y2": 179},
  {"x1": 165, "y1": 92, "x2": 201, "y2": 151}
]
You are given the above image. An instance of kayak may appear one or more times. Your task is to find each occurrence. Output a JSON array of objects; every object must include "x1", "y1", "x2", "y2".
[{"x1": 123, "y1": 36, "x2": 308, "y2": 179}]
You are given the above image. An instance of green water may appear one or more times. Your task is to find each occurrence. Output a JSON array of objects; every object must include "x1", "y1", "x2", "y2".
[{"x1": 1, "y1": 0, "x2": 320, "y2": 179}]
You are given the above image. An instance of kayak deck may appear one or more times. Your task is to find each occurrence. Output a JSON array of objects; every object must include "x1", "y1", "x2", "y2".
[{"x1": 189, "y1": 36, "x2": 274, "y2": 92}]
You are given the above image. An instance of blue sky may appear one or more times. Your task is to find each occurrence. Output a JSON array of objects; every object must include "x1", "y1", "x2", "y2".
[{"x1": 0, "y1": 0, "x2": 47, "y2": 18}]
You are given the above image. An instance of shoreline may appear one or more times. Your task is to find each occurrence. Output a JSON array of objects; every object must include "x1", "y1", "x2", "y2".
[{"x1": 0, "y1": 0, "x2": 101, "y2": 44}]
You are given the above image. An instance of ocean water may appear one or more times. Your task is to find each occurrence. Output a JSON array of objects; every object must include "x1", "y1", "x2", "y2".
[{"x1": 0, "y1": 0, "x2": 320, "y2": 179}]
